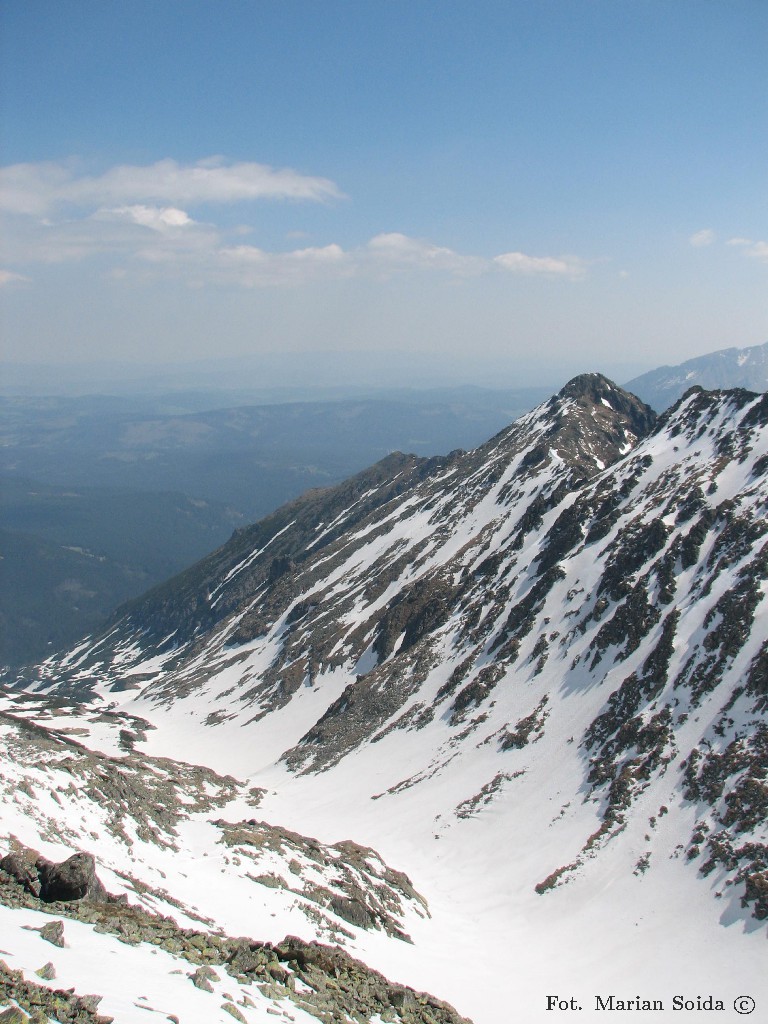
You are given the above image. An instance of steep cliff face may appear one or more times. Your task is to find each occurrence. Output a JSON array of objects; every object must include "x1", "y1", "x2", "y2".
[{"x1": 4, "y1": 377, "x2": 767, "y2": 1023}]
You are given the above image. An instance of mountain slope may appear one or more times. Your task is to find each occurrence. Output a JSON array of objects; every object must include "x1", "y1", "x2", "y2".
[
  {"x1": 625, "y1": 340, "x2": 768, "y2": 411},
  {"x1": 0, "y1": 388, "x2": 550, "y2": 519},
  {"x1": 5, "y1": 375, "x2": 768, "y2": 1023}
]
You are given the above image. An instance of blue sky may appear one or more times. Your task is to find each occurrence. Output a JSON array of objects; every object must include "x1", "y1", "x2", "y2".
[{"x1": 1, "y1": 0, "x2": 766, "y2": 382}]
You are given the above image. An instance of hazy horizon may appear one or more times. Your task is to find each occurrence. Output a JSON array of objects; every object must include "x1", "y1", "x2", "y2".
[{"x1": 0, "y1": 346, "x2": 659, "y2": 398}]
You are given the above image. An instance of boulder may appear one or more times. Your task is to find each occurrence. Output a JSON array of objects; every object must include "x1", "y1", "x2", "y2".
[
  {"x1": 0, "y1": 1009, "x2": 30, "y2": 1023},
  {"x1": 37, "y1": 852, "x2": 108, "y2": 904},
  {"x1": 38, "y1": 920, "x2": 65, "y2": 948},
  {"x1": 221, "y1": 1005, "x2": 247, "y2": 1024},
  {"x1": 189, "y1": 966, "x2": 219, "y2": 991}
]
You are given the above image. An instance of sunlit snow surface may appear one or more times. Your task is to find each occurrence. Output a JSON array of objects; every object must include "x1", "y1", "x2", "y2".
[
  {"x1": 0, "y1": 905, "x2": 319, "y2": 1024},
  {"x1": 4, "y1": 383, "x2": 768, "y2": 1023}
]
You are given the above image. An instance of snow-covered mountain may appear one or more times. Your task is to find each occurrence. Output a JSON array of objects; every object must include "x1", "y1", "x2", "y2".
[
  {"x1": 626, "y1": 340, "x2": 768, "y2": 411},
  {"x1": 2, "y1": 373, "x2": 767, "y2": 1023}
]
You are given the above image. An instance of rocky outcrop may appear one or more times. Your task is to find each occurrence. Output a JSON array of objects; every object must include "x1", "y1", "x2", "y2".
[
  {"x1": 0, "y1": 849, "x2": 107, "y2": 905},
  {"x1": 0, "y1": 709, "x2": 241, "y2": 853},
  {"x1": 0, "y1": 845, "x2": 473, "y2": 1024},
  {"x1": 215, "y1": 818, "x2": 428, "y2": 941},
  {"x1": 37, "y1": 853, "x2": 108, "y2": 904},
  {"x1": 0, "y1": 852, "x2": 40, "y2": 898}
]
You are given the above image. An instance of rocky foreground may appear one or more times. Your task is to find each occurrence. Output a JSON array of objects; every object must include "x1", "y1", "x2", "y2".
[{"x1": 0, "y1": 845, "x2": 472, "y2": 1024}]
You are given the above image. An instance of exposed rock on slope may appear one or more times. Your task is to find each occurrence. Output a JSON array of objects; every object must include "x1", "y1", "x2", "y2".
[
  {"x1": 29, "y1": 381, "x2": 768, "y2": 919},
  {"x1": 23, "y1": 374, "x2": 655, "y2": 721},
  {"x1": 0, "y1": 849, "x2": 107, "y2": 905},
  {"x1": 0, "y1": 704, "x2": 466, "y2": 1022}
]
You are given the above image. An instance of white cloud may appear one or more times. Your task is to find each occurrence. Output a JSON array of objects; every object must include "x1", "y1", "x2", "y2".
[
  {"x1": 726, "y1": 236, "x2": 768, "y2": 262},
  {"x1": 94, "y1": 205, "x2": 195, "y2": 232},
  {"x1": 689, "y1": 228, "x2": 715, "y2": 247},
  {"x1": 0, "y1": 268, "x2": 29, "y2": 286},
  {"x1": 746, "y1": 240, "x2": 768, "y2": 262},
  {"x1": 493, "y1": 251, "x2": 584, "y2": 276},
  {"x1": 216, "y1": 242, "x2": 351, "y2": 286},
  {"x1": 289, "y1": 243, "x2": 346, "y2": 263},
  {"x1": 0, "y1": 158, "x2": 343, "y2": 215},
  {"x1": 0, "y1": 156, "x2": 350, "y2": 283},
  {"x1": 0, "y1": 206, "x2": 220, "y2": 267},
  {"x1": 213, "y1": 234, "x2": 543, "y2": 287},
  {"x1": 366, "y1": 232, "x2": 482, "y2": 274},
  {"x1": 218, "y1": 244, "x2": 268, "y2": 264},
  {"x1": 0, "y1": 157, "x2": 590, "y2": 290},
  {"x1": 0, "y1": 214, "x2": 591, "y2": 285},
  {"x1": 219, "y1": 243, "x2": 346, "y2": 265}
]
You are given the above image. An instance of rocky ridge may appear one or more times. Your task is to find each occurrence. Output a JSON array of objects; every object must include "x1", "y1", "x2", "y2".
[{"x1": 23, "y1": 374, "x2": 655, "y2": 719}]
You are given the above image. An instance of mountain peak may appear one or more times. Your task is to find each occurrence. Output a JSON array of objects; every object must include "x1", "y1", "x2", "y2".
[
  {"x1": 502, "y1": 373, "x2": 658, "y2": 481},
  {"x1": 558, "y1": 371, "x2": 619, "y2": 400},
  {"x1": 555, "y1": 372, "x2": 656, "y2": 438}
]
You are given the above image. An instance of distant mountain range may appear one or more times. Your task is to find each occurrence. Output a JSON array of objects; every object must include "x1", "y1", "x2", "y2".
[
  {"x1": 625, "y1": 340, "x2": 768, "y2": 410},
  {"x1": 3, "y1": 370, "x2": 765, "y2": 1022},
  {"x1": 0, "y1": 387, "x2": 552, "y2": 516}
]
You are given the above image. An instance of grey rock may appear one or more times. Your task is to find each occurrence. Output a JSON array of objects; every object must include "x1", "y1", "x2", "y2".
[
  {"x1": 189, "y1": 964, "x2": 218, "y2": 991},
  {"x1": 329, "y1": 894, "x2": 375, "y2": 930},
  {"x1": 38, "y1": 919, "x2": 65, "y2": 947},
  {"x1": 77, "y1": 995, "x2": 103, "y2": 1012},
  {"x1": 37, "y1": 852, "x2": 108, "y2": 904},
  {"x1": 391, "y1": 987, "x2": 418, "y2": 1010},
  {"x1": 221, "y1": 1004, "x2": 247, "y2": 1023}
]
